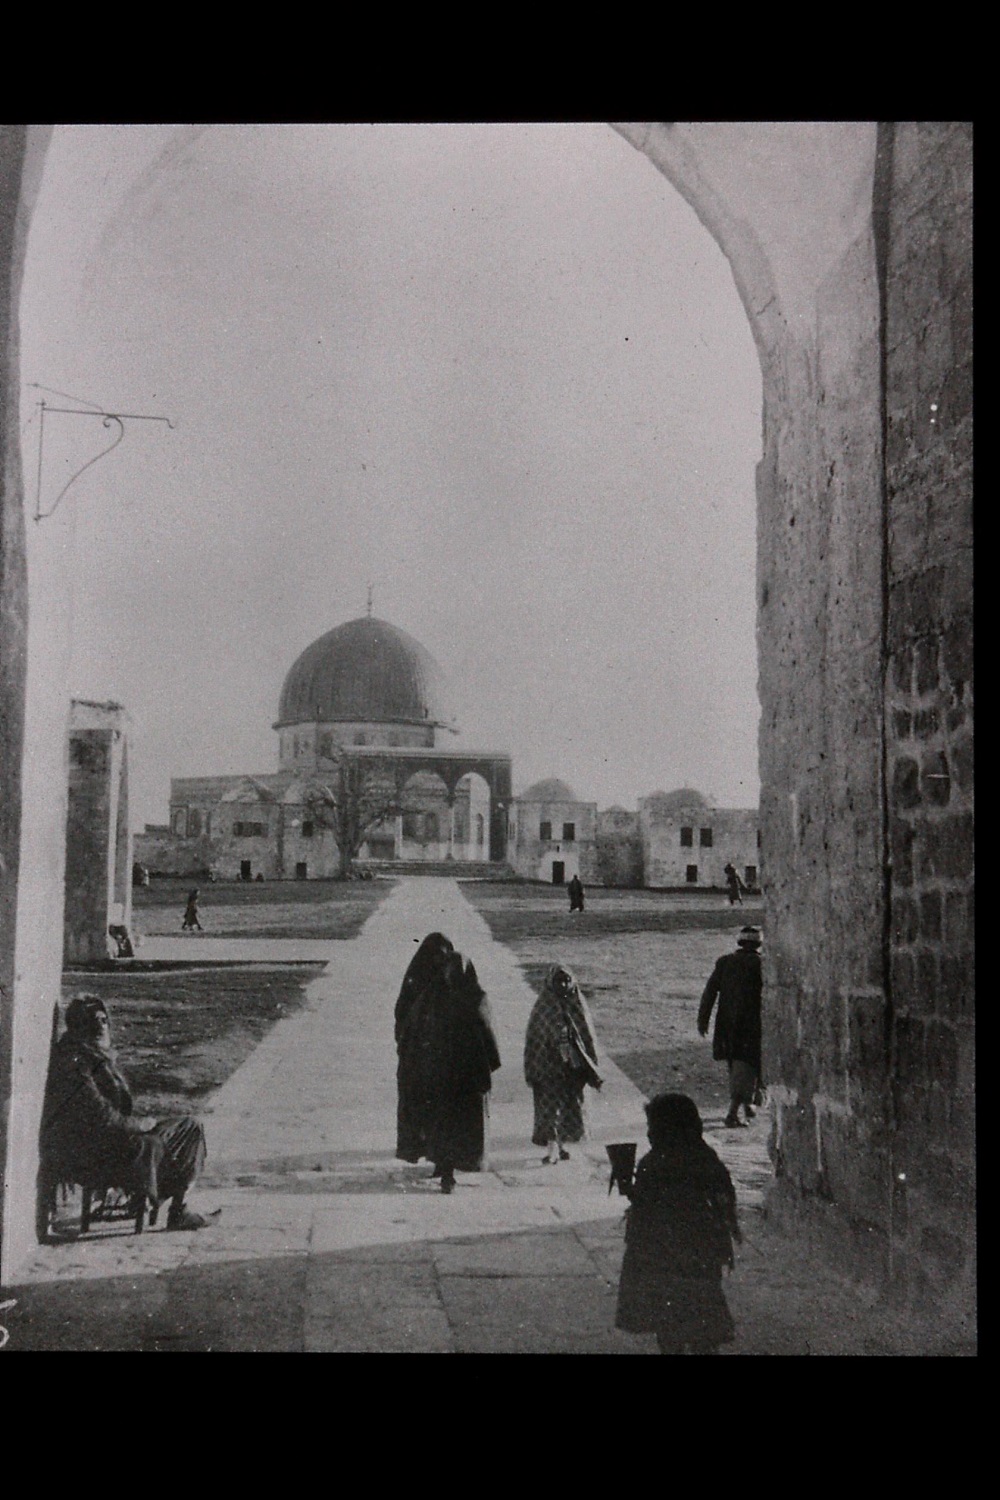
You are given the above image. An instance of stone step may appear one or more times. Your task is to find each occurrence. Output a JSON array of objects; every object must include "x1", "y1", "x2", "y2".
[{"x1": 362, "y1": 859, "x2": 517, "y2": 880}]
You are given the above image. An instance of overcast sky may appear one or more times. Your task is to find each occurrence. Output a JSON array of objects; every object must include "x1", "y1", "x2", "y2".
[{"x1": 20, "y1": 124, "x2": 762, "y2": 827}]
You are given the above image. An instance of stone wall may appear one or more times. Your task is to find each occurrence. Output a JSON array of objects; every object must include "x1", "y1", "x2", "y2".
[
  {"x1": 882, "y1": 123, "x2": 974, "y2": 1318},
  {"x1": 63, "y1": 702, "x2": 133, "y2": 963}
]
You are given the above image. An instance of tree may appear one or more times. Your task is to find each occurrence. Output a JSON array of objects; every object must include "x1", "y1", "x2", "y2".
[{"x1": 304, "y1": 753, "x2": 405, "y2": 878}]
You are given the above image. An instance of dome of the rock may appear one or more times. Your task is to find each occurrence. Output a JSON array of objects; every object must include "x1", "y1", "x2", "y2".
[{"x1": 276, "y1": 616, "x2": 449, "y2": 727}]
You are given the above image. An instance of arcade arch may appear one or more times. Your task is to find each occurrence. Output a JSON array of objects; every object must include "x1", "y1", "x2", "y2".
[{"x1": 0, "y1": 125, "x2": 975, "y2": 1341}]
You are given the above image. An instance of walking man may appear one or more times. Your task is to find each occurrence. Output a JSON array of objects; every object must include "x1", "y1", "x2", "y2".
[
  {"x1": 697, "y1": 925, "x2": 762, "y2": 1128},
  {"x1": 723, "y1": 862, "x2": 744, "y2": 906}
]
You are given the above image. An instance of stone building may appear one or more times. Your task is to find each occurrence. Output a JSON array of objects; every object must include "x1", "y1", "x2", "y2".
[
  {"x1": 638, "y1": 788, "x2": 761, "y2": 890},
  {"x1": 134, "y1": 615, "x2": 511, "y2": 880},
  {"x1": 595, "y1": 806, "x2": 643, "y2": 887},
  {"x1": 507, "y1": 778, "x2": 598, "y2": 884},
  {"x1": 63, "y1": 700, "x2": 133, "y2": 963}
]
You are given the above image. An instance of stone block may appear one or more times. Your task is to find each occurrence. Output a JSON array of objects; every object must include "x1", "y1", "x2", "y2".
[
  {"x1": 891, "y1": 949, "x2": 916, "y2": 1005},
  {"x1": 918, "y1": 890, "x2": 942, "y2": 943},
  {"x1": 892, "y1": 895, "x2": 918, "y2": 946},
  {"x1": 889, "y1": 816, "x2": 915, "y2": 886},
  {"x1": 891, "y1": 641, "x2": 913, "y2": 694},
  {"x1": 914, "y1": 637, "x2": 939, "y2": 696},
  {"x1": 920, "y1": 751, "x2": 951, "y2": 807},
  {"x1": 892, "y1": 756, "x2": 921, "y2": 811},
  {"x1": 892, "y1": 1013, "x2": 924, "y2": 1082},
  {"x1": 889, "y1": 566, "x2": 945, "y2": 648},
  {"x1": 923, "y1": 1020, "x2": 959, "y2": 1089},
  {"x1": 923, "y1": 811, "x2": 974, "y2": 880},
  {"x1": 942, "y1": 890, "x2": 972, "y2": 947},
  {"x1": 938, "y1": 951, "x2": 973, "y2": 1015},
  {"x1": 950, "y1": 735, "x2": 973, "y2": 797},
  {"x1": 916, "y1": 948, "x2": 938, "y2": 1011}
]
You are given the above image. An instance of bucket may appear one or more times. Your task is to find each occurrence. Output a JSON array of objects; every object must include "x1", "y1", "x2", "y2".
[{"x1": 605, "y1": 1141, "x2": 637, "y2": 1196}]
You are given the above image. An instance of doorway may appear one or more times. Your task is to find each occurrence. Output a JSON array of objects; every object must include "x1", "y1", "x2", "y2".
[{"x1": 551, "y1": 862, "x2": 565, "y2": 885}]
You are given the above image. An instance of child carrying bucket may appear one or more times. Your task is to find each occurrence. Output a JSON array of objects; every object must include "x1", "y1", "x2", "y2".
[{"x1": 611, "y1": 1092, "x2": 741, "y2": 1355}]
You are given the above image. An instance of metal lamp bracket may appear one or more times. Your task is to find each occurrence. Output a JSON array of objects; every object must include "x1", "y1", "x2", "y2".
[{"x1": 33, "y1": 399, "x2": 175, "y2": 522}]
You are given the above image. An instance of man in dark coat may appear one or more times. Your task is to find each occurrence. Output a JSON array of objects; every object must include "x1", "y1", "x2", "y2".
[
  {"x1": 697, "y1": 926, "x2": 762, "y2": 1128},
  {"x1": 40, "y1": 994, "x2": 209, "y2": 1229},
  {"x1": 567, "y1": 874, "x2": 585, "y2": 913}
]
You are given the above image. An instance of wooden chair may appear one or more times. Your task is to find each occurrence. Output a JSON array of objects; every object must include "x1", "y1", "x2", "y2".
[{"x1": 37, "y1": 1164, "x2": 150, "y2": 1239}]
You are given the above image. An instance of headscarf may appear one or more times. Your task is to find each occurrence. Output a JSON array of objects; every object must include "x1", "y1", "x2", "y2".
[
  {"x1": 395, "y1": 932, "x2": 455, "y2": 1045},
  {"x1": 645, "y1": 1091, "x2": 703, "y2": 1140},
  {"x1": 63, "y1": 993, "x2": 110, "y2": 1039},
  {"x1": 524, "y1": 962, "x2": 601, "y2": 1086}
]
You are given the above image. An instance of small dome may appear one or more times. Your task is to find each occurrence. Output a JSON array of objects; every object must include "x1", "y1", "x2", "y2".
[
  {"x1": 519, "y1": 777, "x2": 579, "y2": 802},
  {"x1": 276, "y1": 616, "x2": 449, "y2": 727},
  {"x1": 644, "y1": 787, "x2": 709, "y2": 811}
]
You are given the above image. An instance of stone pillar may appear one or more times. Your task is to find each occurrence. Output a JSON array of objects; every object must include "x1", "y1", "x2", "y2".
[
  {"x1": 445, "y1": 794, "x2": 456, "y2": 861},
  {"x1": 394, "y1": 812, "x2": 403, "y2": 860},
  {"x1": 63, "y1": 701, "x2": 133, "y2": 964}
]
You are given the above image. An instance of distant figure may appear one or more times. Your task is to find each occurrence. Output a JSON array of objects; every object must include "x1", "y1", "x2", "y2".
[
  {"x1": 255, "y1": 872, "x2": 264, "y2": 882},
  {"x1": 107, "y1": 924, "x2": 134, "y2": 959},
  {"x1": 615, "y1": 1092, "x2": 740, "y2": 1355},
  {"x1": 395, "y1": 938, "x2": 501, "y2": 1193},
  {"x1": 723, "y1": 862, "x2": 745, "y2": 906},
  {"x1": 181, "y1": 888, "x2": 202, "y2": 932},
  {"x1": 567, "y1": 874, "x2": 585, "y2": 913},
  {"x1": 697, "y1": 925, "x2": 763, "y2": 1128},
  {"x1": 524, "y1": 963, "x2": 603, "y2": 1164},
  {"x1": 40, "y1": 994, "x2": 210, "y2": 1231}
]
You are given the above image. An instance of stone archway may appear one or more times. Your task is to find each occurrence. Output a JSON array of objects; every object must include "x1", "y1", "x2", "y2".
[{"x1": 0, "y1": 126, "x2": 974, "y2": 1338}]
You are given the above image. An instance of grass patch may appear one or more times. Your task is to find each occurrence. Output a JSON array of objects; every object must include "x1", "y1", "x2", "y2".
[
  {"x1": 59, "y1": 966, "x2": 319, "y2": 1117},
  {"x1": 133, "y1": 878, "x2": 395, "y2": 939}
]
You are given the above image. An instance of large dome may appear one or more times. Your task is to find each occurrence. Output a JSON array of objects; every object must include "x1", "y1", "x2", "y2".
[{"x1": 276, "y1": 616, "x2": 449, "y2": 727}]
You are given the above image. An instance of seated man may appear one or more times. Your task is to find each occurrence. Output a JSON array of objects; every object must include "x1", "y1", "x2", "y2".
[{"x1": 40, "y1": 994, "x2": 210, "y2": 1231}]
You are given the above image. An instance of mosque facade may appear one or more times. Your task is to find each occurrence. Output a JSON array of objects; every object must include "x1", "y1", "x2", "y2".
[{"x1": 135, "y1": 615, "x2": 512, "y2": 880}]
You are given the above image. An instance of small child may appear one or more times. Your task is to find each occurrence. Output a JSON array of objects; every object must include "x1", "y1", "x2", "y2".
[{"x1": 615, "y1": 1092, "x2": 741, "y2": 1355}]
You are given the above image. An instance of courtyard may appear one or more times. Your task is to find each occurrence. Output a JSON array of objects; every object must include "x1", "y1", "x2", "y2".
[{"x1": 3, "y1": 877, "x2": 961, "y2": 1354}]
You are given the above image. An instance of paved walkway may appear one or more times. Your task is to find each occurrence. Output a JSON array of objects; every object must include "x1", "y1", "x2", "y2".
[{"x1": 3, "y1": 880, "x2": 946, "y2": 1353}]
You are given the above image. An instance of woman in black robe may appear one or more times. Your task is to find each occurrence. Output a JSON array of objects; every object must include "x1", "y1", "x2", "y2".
[
  {"x1": 395, "y1": 932, "x2": 454, "y2": 1164},
  {"x1": 395, "y1": 945, "x2": 501, "y2": 1192}
]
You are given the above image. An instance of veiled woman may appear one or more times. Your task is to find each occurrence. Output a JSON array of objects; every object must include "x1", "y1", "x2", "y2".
[
  {"x1": 395, "y1": 932, "x2": 454, "y2": 1165},
  {"x1": 395, "y1": 943, "x2": 501, "y2": 1192},
  {"x1": 523, "y1": 962, "x2": 603, "y2": 1165}
]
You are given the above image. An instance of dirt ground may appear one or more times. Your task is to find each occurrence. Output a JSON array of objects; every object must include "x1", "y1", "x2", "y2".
[
  {"x1": 60, "y1": 966, "x2": 323, "y2": 1118},
  {"x1": 462, "y1": 882, "x2": 765, "y2": 1114}
]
